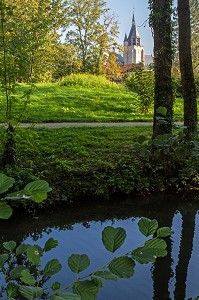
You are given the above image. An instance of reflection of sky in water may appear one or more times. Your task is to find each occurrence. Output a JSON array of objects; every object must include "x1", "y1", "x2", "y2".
[
  {"x1": 1, "y1": 193, "x2": 199, "y2": 300},
  {"x1": 24, "y1": 218, "x2": 153, "y2": 300},
  {"x1": 170, "y1": 211, "x2": 183, "y2": 299}
]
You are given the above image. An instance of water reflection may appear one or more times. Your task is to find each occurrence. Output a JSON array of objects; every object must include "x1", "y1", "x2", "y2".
[{"x1": 0, "y1": 192, "x2": 199, "y2": 299}]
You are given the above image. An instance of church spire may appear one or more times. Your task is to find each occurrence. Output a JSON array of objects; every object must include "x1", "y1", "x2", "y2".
[
  {"x1": 128, "y1": 12, "x2": 140, "y2": 46},
  {"x1": 132, "y1": 11, "x2": 135, "y2": 23}
]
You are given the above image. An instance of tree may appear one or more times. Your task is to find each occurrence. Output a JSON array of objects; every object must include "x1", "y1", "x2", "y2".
[
  {"x1": 178, "y1": 0, "x2": 197, "y2": 137},
  {"x1": 52, "y1": 43, "x2": 82, "y2": 80},
  {"x1": 103, "y1": 52, "x2": 122, "y2": 80},
  {"x1": 63, "y1": 0, "x2": 119, "y2": 74},
  {"x1": 148, "y1": 0, "x2": 174, "y2": 139},
  {"x1": 0, "y1": 0, "x2": 64, "y2": 83},
  {"x1": 190, "y1": 0, "x2": 199, "y2": 71},
  {"x1": 0, "y1": 0, "x2": 64, "y2": 166}
]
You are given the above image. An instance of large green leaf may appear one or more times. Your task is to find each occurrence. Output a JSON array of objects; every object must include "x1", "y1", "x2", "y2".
[
  {"x1": 26, "y1": 245, "x2": 43, "y2": 266},
  {"x1": 50, "y1": 293, "x2": 81, "y2": 300},
  {"x1": 73, "y1": 280, "x2": 99, "y2": 300},
  {"x1": 6, "y1": 282, "x2": 19, "y2": 298},
  {"x1": 19, "y1": 286, "x2": 44, "y2": 300},
  {"x1": 0, "y1": 173, "x2": 15, "y2": 194},
  {"x1": 3, "y1": 240, "x2": 16, "y2": 252},
  {"x1": 16, "y1": 243, "x2": 29, "y2": 256},
  {"x1": 138, "y1": 218, "x2": 158, "y2": 237},
  {"x1": 43, "y1": 259, "x2": 62, "y2": 276},
  {"x1": 20, "y1": 270, "x2": 36, "y2": 285},
  {"x1": 6, "y1": 180, "x2": 52, "y2": 202},
  {"x1": 24, "y1": 180, "x2": 52, "y2": 194},
  {"x1": 31, "y1": 193, "x2": 47, "y2": 203},
  {"x1": 10, "y1": 265, "x2": 28, "y2": 279},
  {"x1": 44, "y1": 238, "x2": 58, "y2": 252},
  {"x1": 68, "y1": 254, "x2": 90, "y2": 274},
  {"x1": 102, "y1": 226, "x2": 126, "y2": 253},
  {"x1": 144, "y1": 238, "x2": 167, "y2": 257},
  {"x1": 22, "y1": 180, "x2": 52, "y2": 203},
  {"x1": 5, "y1": 190, "x2": 32, "y2": 200},
  {"x1": 157, "y1": 227, "x2": 174, "y2": 238},
  {"x1": 0, "y1": 202, "x2": 13, "y2": 219},
  {"x1": 132, "y1": 247, "x2": 157, "y2": 264},
  {"x1": 93, "y1": 271, "x2": 118, "y2": 281},
  {"x1": 109, "y1": 256, "x2": 135, "y2": 278},
  {"x1": 91, "y1": 275, "x2": 104, "y2": 288}
]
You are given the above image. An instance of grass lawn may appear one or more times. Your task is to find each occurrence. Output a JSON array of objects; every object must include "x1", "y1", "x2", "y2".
[
  {"x1": 0, "y1": 126, "x2": 153, "y2": 201},
  {"x1": 14, "y1": 126, "x2": 152, "y2": 172},
  {"x1": 0, "y1": 83, "x2": 186, "y2": 123}
]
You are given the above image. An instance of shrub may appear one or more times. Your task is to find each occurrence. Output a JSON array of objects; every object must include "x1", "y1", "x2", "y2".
[
  {"x1": 125, "y1": 68, "x2": 154, "y2": 113},
  {"x1": 59, "y1": 73, "x2": 121, "y2": 89},
  {"x1": 132, "y1": 132, "x2": 199, "y2": 190}
]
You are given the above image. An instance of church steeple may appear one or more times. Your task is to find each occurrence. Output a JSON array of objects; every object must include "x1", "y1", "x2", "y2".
[
  {"x1": 123, "y1": 12, "x2": 145, "y2": 65},
  {"x1": 127, "y1": 13, "x2": 140, "y2": 46},
  {"x1": 132, "y1": 12, "x2": 135, "y2": 23},
  {"x1": 124, "y1": 33, "x2": 128, "y2": 42}
]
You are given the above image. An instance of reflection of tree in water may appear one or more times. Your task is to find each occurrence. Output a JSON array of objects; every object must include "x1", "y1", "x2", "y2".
[
  {"x1": 0, "y1": 192, "x2": 199, "y2": 299},
  {"x1": 152, "y1": 210, "x2": 174, "y2": 300},
  {"x1": 174, "y1": 209, "x2": 196, "y2": 300},
  {"x1": 152, "y1": 197, "x2": 198, "y2": 300}
]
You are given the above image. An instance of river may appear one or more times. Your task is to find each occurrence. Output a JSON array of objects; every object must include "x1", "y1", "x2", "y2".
[{"x1": 0, "y1": 191, "x2": 199, "y2": 299}]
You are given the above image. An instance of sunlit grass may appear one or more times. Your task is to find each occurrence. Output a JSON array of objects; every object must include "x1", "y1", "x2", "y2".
[{"x1": 0, "y1": 82, "x2": 188, "y2": 123}]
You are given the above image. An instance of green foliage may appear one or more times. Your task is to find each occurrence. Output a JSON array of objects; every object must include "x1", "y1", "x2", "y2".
[
  {"x1": 0, "y1": 202, "x2": 12, "y2": 219},
  {"x1": 64, "y1": 0, "x2": 119, "y2": 74},
  {"x1": 59, "y1": 74, "x2": 120, "y2": 90},
  {"x1": 126, "y1": 68, "x2": 155, "y2": 113},
  {"x1": 68, "y1": 254, "x2": 90, "y2": 274},
  {"x1": 0, "y1": 173, "x2": 15, "y2": 193},
  {"x1": 132, "y1": 130, "x2": 199, "y2": 190},
  {"x1": 138, "y1": 218, "x2": 158, "y2": 237},
  {"x1": 108, "y1": 256, "x2": 135, "y2": 278},
  {"x1": 0, "y1": 173, "x2": 52, "y2": 219},
  {"x1": 102, "y1": 226, "x2": 126, "y2": 253},
  {"x1": 0, "y1": 217, "x2": 173, "y2": 299},
  {"x1": 0, "y1": 83, "x2": 190, "y2": 123}
]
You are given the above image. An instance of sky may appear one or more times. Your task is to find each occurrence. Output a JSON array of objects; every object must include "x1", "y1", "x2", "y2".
[{"x1": 105, "y1": 0, "x2": 153, "y2": 54}]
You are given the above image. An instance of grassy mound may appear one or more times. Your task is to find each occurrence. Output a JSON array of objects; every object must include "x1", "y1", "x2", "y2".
[{"x1": 59, "y1": 74, "x2": 122, "y2": 90}]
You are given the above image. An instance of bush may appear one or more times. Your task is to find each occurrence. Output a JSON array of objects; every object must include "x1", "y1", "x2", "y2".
[
  {"x1": 125, "y1": 69, "x2": 154, "y2": 113},
  {"x1": 132, "y1": 132, "x2": 199, "y2": 190},
  {"x1": 59, "y1": 73, "x2": 121, "y2": 89}
]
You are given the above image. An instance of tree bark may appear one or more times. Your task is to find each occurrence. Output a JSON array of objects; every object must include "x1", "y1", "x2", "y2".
[
  {"x1": 178, "y1": 0, "x2": 197, "y2": 138},
  {"x1": 150, "y1": 0, "x2": 173, "y2": 138}
]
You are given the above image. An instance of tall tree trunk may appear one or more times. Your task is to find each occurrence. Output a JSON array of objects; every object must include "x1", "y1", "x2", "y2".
[
  {"x1": 178, "y1": 0, "x2": 197, "y2": 138},
  {"x1": 149, "y1": 0, "x2": 173, "y2": 138}
]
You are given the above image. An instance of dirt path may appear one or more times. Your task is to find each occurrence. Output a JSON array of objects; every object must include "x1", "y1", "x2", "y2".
[{"x1": 0, "y1": 121, "x2": 183, "y2": 128}]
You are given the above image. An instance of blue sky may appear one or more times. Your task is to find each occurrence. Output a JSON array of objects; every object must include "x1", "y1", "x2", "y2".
[{"x1": 105, "y1": 0, "x2": 153, "y2": 54}]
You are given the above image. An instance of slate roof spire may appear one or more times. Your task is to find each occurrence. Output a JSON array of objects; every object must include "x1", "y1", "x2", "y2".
[
  {"x1": 124, "y1": 33, "x2": 128, "y2": 42},
  {"x1": 128, "y1": 12, "x2": 140, "y2": 45}
]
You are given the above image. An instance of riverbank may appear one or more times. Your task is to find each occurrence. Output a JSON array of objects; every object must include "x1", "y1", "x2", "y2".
[{"x1": 1, "y1": 125, "x2": 199, "y2": 208}]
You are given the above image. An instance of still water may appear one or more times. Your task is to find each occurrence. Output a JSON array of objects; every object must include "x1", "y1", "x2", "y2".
[{"x1": 1, "y1": 191, "x2": 199, "y2": 300}]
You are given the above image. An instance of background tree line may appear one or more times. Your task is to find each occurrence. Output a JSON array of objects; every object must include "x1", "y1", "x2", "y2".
[
  {"x1": 0, "y1": 0, "x2": 198, "y2": 153},
  {"x1": 0, "y1": 0, "x2": 198, "y2": 83},
  {"x1": 0, "y1": 0, "x2": 120, "y2": 83}
]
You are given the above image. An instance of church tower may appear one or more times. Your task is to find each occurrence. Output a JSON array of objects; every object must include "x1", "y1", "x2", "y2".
[{"x1": 123, "y1": 13, "x2": 145, "y2": 65}]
